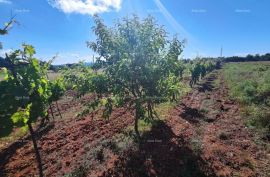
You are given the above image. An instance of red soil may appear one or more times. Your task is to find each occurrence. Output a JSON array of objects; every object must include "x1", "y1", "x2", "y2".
[
  {"x1": 101, "y1": 71, "x2": 269, "y2": 177},
  {"x1": 0, "y1": 70, "x2": 269, "y2": 177},
  {"x1": 0, "y1": 106, "x2": 134, "y2": 177}
]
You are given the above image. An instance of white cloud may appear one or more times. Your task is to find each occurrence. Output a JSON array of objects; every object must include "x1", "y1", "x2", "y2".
[
  {"x1": 0, "y1": 49, "x2": 13, "y2": 57},
  {"x1": 235, "y1": 9, "x2": 251, "y2": 13},
  {"x1": 48, "y1": 0, "x2": 122, "y2": 15},
  {"x1": 0, "y1": 0, "x2": 12, "y2": 4},
  {"x1": 15, "y1": 9, "x2": 30, "y2": 13}
]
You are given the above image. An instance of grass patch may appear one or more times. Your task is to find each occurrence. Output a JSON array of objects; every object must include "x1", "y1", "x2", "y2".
[
  {"x1": 155, "y1": 101, "x2": 177, "y2": 119},
  {"x1": 0, "y1": 127, "x2": 29, "y2": 150},
  {"x1": 213, "y1": 71, "x2": 221, "y2": 88},
  {"x1": 223, "y1": 62, "x2": 270, "y2": 138}
]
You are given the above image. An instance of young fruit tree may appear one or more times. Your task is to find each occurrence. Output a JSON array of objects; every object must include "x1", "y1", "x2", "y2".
[
  {"x1": 0, "y1": 45, "x2": 51, "y2": 177},
  {"x1": 39, "y1": 78, "x2": 66, "y2": 126},
  {"x1": 88, "y1": 15, "x2": 185, "y2": 138}
]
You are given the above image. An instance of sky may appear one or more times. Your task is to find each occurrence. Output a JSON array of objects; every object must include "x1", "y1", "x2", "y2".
[{"x1": 0, "y1": 0, "x2": 270, "y2": 64}]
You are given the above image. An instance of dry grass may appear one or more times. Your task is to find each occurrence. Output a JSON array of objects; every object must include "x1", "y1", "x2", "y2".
[{"x1": 47, "y1": 70, "x2": 61, "y2": 81}]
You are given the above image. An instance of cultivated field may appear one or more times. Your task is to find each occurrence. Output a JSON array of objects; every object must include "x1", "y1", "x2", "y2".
[
  {"x1": 0, "y1": 62, "x2": 269, "y2": 177},
  {"x1": 1, "y1": 13, "x2": 270, "y2": 177}
]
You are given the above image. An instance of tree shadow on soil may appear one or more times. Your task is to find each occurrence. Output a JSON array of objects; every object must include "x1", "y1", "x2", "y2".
[
  {"x1": 0, "y1": 123, "x2": 54, "y2": 176},
  {"x1": 103, "y1": 120, "x2": 213, "y2": 177},
  {"x1": 197, "y1": 76, "x2": 216, "y2": 92},
  {"x1": 179, "y1": 104, "x2": 205, "y2": 124},
  {"x1": 197, "y1": 82, "x2": 214, "y2": 92}
]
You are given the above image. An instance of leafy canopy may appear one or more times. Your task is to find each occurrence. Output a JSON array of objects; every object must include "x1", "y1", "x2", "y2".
[
  {"x1": 0, "y1": 44, "x2": 51, "y2": 136},
  {"x1": 88, "y1": 15, "x2": 185, "y2": 122}
]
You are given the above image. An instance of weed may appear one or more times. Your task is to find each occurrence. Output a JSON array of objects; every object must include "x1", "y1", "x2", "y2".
[
  {"x1": 241, "y1": 152, "x2": 256, "y2": 170},
  {"x1": 91, "y1": 146, "x2": 104, "y2": 162},
  {"x1": 101, "y1": 139, "x2": 120, "y2": 153},
  {"x1": 190, "y1": 138, "x2": 203, "y2": 156},
  {"x1": 199, "y1": 108, "x2": 209, "y2": 114},
  {"x1": 219, "y1": 132, "x2": 230, "y2": 140},
  {"x1": 83, "y1": 144, "x2": 90, "y2": 152},
  {"x1": 64, "y1": 165, "x2": 88, "y2": 177}
]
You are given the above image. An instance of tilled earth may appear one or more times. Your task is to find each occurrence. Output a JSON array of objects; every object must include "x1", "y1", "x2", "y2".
[
  {"x1": 101, "y1": 71, "x2": 269, "y2": 177},
  {"x1": 0, "y1": 70, "x2": 269, "y2": 177},
  {"x1": 0, "y1": 105, "x2": 134, "y2": 176}
]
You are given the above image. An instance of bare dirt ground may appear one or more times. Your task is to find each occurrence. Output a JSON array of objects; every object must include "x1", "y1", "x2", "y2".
[
  {"x1": 0, "y1": 69, "x2": 269, "y2": 177},
  {"x1": 101, "y1": 70, "x2": 270, "y2": 177},
  {"x1": 0, "y1": 106, "x2": 134, "y2": 176},
  {"x1": 0, "y1": 91, "x2": 93, "y2": 151}
]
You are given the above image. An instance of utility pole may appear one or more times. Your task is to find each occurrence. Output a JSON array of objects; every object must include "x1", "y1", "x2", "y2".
[{"x1": 220, "y1": 46, "x2": 223, "y2": 58}]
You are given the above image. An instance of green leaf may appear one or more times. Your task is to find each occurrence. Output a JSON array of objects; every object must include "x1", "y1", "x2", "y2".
[
  {"x1": 11, "y1": 106, "x2": 30, "y2": 127},
  {"x1": 38, "y1": 86, "x2": 44, "y2": 95},
  {"x1": 31, "y1": 82, "x2": 36, "y2": 89},
  {"x1": 23, "y1": 44, "x2": 36, "y2": 57},
  {"x1": 1, "y1": 68, "x2": 9, "y2": 80}
]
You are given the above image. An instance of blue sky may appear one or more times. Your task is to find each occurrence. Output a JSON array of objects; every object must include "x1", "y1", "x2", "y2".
[{"x1": 0, "y1": 0, "x2": 270, "y2": 64}]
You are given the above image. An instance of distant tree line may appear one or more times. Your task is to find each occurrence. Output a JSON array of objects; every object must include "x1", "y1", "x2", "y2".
[
  {"x1": 44, "y1": 62, "x2": 93, "y2": 72},
  {"x1": 2, "y1": 53, "x2": 270, "y2": 72},
  {"x1": 221, "y1": 53, "x2": 270, "y2": 62}
]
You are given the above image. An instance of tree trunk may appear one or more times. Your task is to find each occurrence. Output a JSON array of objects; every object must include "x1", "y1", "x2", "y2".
[
  {"x1": 55, "y1": 101, "x2": 62, "y2": 119},
  {"x1": 134, "y1": 99, "x2": 141, "y2": 140},
  {"x1": 39, "y1": 112, "x2": 49, "y2": 129},
  {"x1": 134, "y1": 114, "x2": 140, "y2": 140},
  {"x1": 49, "y1": 104, "x2": 55, "y2": 120},
  {"x1": 147, "y1": 101, "x2": 154, "y2": 119},
  {"x1": 27, "y1": 121, "x2": 43, "y2": 177},
  {"x1": 189, "y1": 80, "x2": 193, "y2": 88},
  {"x1": 172, "y1": 93, "x2": 176, "y2": 102}
]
